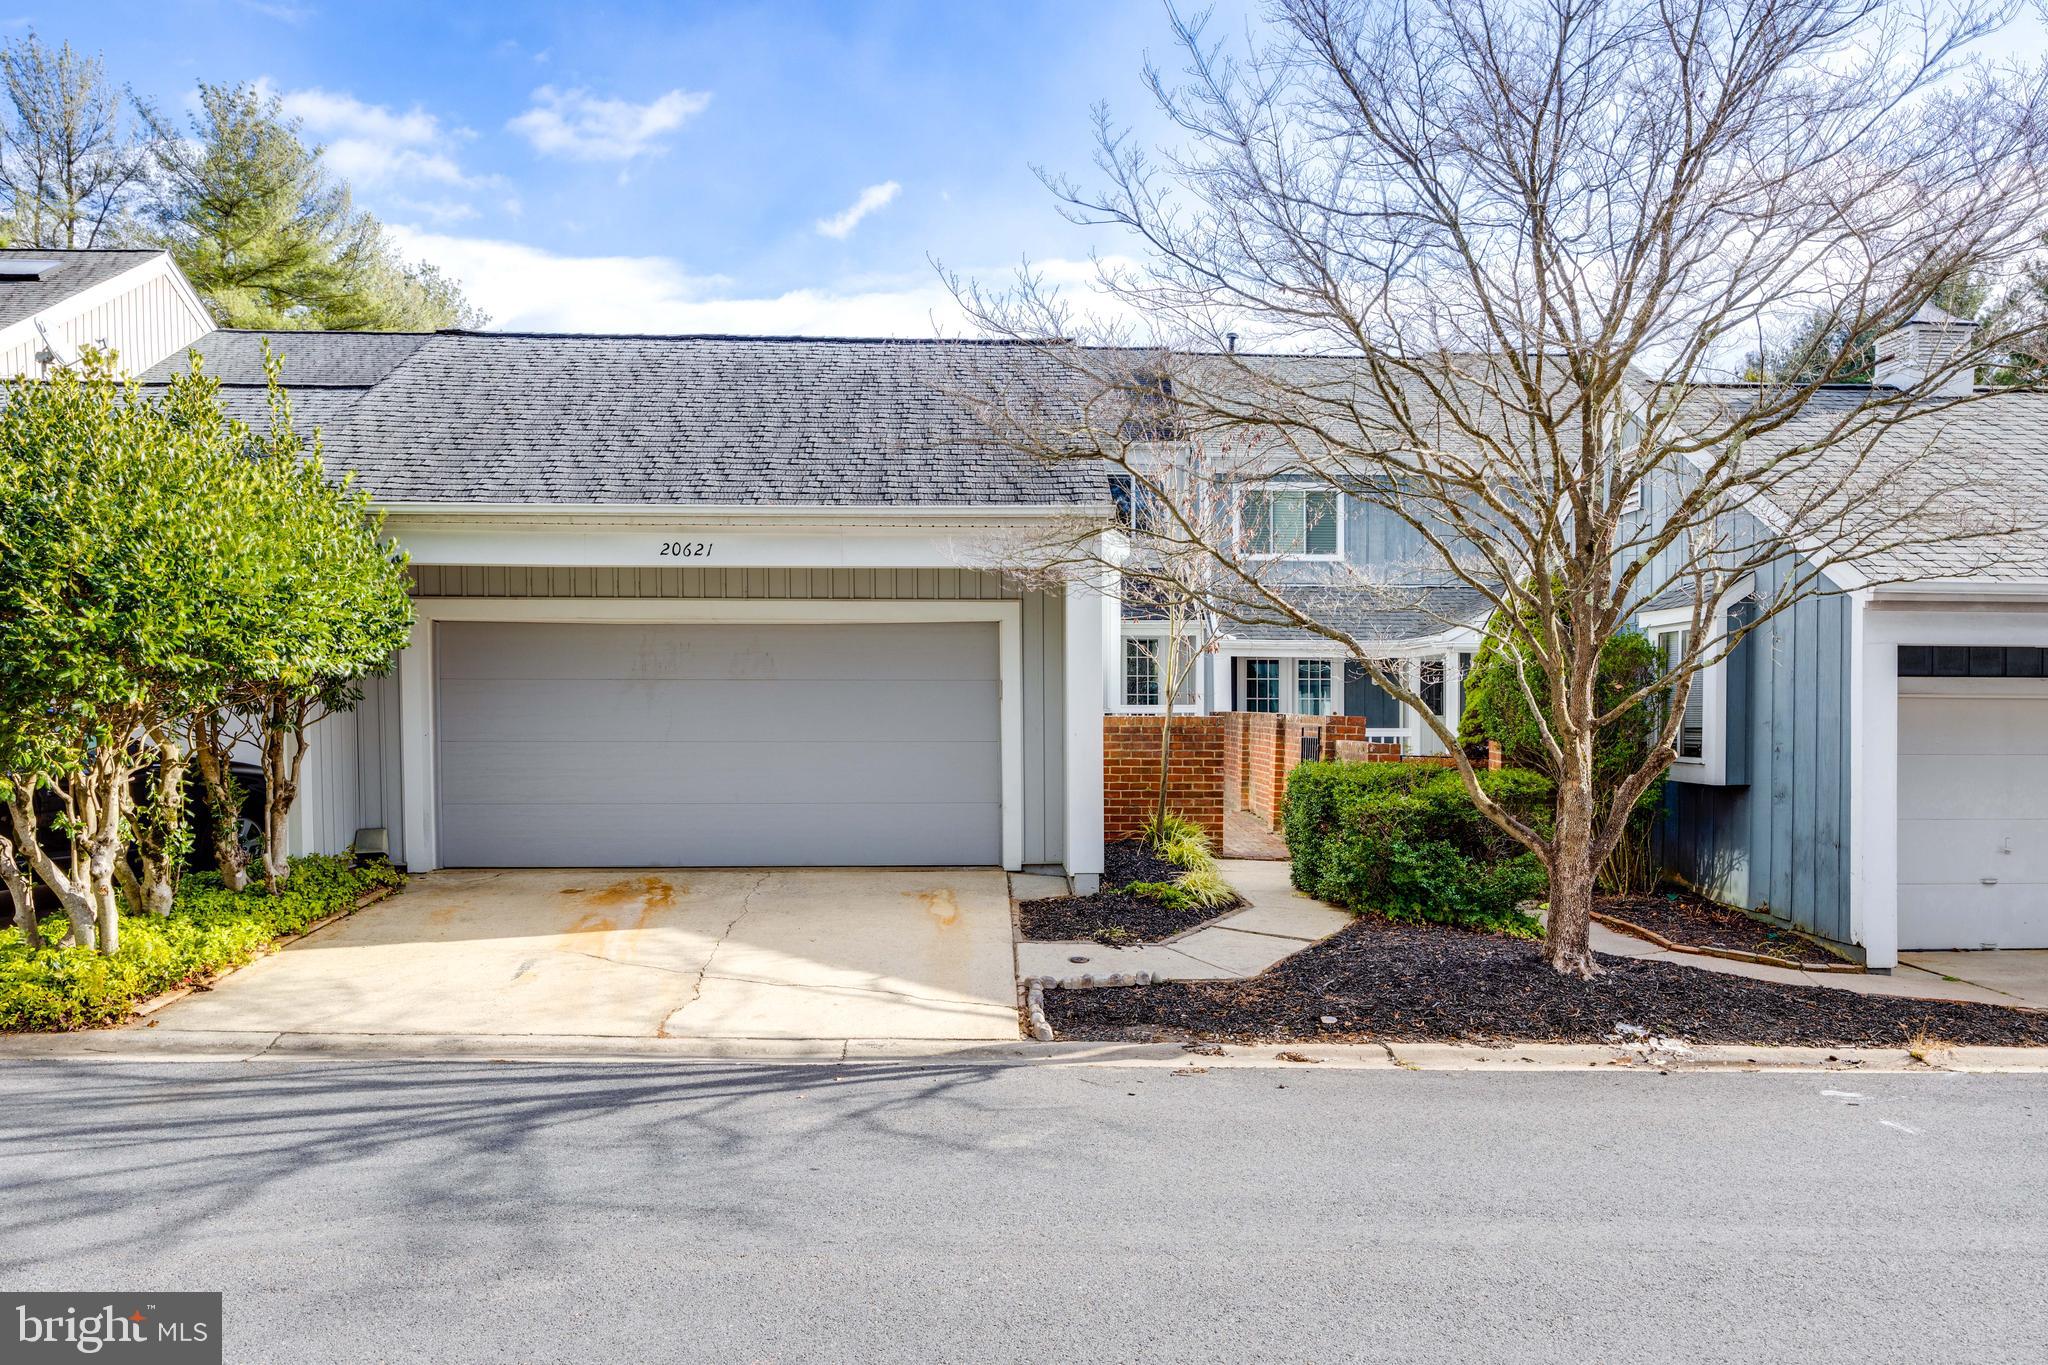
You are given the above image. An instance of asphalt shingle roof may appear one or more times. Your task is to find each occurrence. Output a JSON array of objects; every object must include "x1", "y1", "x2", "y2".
[
  {"x1": 0, "y1": 249, "x2": 163, "y2": 330},
  {"x1": 1222, "y1": 582, "x2": 1494, "y2": 645},
  {"x1": 321, "y1": 332, "x2": 1106, "y2": 507},
  {"x1": 1668, "y1": 385, "x2": 2048, "y2": 583},
  {"x1": 142, "y1": 328, "x2": 433, "y2": 387}
]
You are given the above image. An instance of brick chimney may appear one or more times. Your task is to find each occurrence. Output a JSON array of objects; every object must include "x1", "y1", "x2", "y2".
[{"x1": 1872, "y1": 303, "x2": 1978, "y2": 398}]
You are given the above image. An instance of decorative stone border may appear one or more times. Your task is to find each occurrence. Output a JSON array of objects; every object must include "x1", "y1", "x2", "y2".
[
  {"x1": 129, "y1": 883, "x2": 398, "y2": 1020},
  {"x1": 1591, "y1": 910, "x2": 1863, "y2": 973},
  {"x1": 1024, "y1": 969, "x2": 1165, "y2": 1042}
]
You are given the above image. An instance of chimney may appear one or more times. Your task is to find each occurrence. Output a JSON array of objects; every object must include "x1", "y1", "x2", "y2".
[{"x1": 1873, "y1": 303, "x2": 1978, "y2": 398}]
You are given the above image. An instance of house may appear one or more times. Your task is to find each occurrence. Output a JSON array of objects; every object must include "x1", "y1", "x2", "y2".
[
  {"x1": 21, "y1": 248, "x2": 2048, "y2": 963},
  {"x1": 135, "y1": 326, "x2": 1116, "y2": 892},
  {"x1": 1650, "y1": 309, "x2": 2048, "y2": 967}
]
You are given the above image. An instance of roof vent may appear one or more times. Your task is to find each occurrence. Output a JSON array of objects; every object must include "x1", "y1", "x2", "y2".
[
  {"x1": 0, "y1": 257, "x2": 63, "y2": 280},
  {"x1": 1873, "y1": 303, "x2": 1977, "y2": 398}
]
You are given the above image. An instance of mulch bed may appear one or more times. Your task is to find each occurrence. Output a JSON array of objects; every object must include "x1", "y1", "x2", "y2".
[
  {"x1": 1016, "y1": 839, "x2": 1242, "y2": 945},
  {"x1": 1044, "y1": 915, "x2": 2048, "y2": 1047},
  {"x1": 1597, "y1": 890, "x2": 1843, "y2": 967}
]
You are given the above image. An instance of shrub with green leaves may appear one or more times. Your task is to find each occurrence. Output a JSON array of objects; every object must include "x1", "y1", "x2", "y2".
[
  {"x1": 0, "y1": 856, "x2": 402, "y2": 1031},
  {"x1": 1283, "y1": 762, "x2": 1552, "y2": 935}
]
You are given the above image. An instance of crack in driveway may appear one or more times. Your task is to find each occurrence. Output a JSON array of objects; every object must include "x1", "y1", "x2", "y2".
[{"x1": 661, "y1": 871, "x2": 772, "y2": 1034}]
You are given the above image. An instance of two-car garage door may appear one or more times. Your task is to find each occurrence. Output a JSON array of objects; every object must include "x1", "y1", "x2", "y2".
[{"x1": 434, "y1": 621, "x2": 1002, "y2": 867}]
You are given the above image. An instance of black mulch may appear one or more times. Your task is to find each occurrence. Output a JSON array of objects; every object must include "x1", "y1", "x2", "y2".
[
  {"x1": 1598, "y1": 891, "x2": 1842, "y2": 966},
  {"x1": 1045, "y1": 915, "x2": 2048, "y2": 1047},
  {"x1": 1016, "y1": 840, "x2": 1243, "y2": 945}
]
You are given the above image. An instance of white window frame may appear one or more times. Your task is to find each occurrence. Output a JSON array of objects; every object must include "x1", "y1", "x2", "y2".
[
  {"x1": 1640, "y1": 604, "x2": 1728, "y2": 785},
  {"x1": 1295, "y1": 658, "x2": 1333, "y2": 716},
  {"x1": 1114, "y1": 626, "x2": 1205, "y2": 715},
  {"x1": 1237, "y1": 481, "x2": 1345, "y2": 562}
]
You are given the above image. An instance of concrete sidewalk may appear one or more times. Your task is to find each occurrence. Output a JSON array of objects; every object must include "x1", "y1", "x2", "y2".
[
  {"x1": 1015, "y1": 859, "x2": 1350, "y2": 984},
  {"x1": 1593, "y1": 923, "x2": 2048, "y2": 1010}
]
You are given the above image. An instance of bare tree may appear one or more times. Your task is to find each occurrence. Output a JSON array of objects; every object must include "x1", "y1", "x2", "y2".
[
  {"x1": 0, "y1": 33, "x2": 152, "y2": 249},
  {"x1": 954, "y1": 0, "x2": 2048, "y2": 976}
]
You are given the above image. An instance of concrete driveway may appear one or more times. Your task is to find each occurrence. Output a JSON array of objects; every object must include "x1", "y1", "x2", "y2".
[{"x1": 144, "y1": 868, "x2": 1021, "y2": 1041}]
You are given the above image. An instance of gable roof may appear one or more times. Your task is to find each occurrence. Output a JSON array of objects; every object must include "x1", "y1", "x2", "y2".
[
  {"x1": 0, "y1": 248, "x2": 163, "y2": 330},
  {"x1": 1667, "y1": 384, "x2": 2048, "y2": 584},
  {"x1": 321, "y1": 332, "x2": 1105, "y2": 508}
]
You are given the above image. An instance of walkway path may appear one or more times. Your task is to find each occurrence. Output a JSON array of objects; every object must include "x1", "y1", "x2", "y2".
[
  {"x1": 1594, "y1": 923, "x2": 2048, "y2": 1009},
  {"x1": 1221, "y1": 809, "x2": 1289, "y2": 860},
  {"x1": 1015, "y1": 859, "x2": 1349, "y2": 984},
  {"x1": 1020, "y1": 858, "x2": 2048, "y2": 1012}
]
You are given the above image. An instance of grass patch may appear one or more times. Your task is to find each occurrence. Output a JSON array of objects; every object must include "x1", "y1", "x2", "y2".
[{"x1": 0, "y1": 856, "x2": 404, "y2": 1032}]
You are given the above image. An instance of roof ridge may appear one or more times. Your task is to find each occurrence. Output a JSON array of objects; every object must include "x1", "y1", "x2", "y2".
[{"x1": 429, "y1": 330, "x2": 1060, "y2": 346}]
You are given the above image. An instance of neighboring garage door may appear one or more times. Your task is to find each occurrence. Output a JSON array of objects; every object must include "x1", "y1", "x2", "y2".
[
  {"x1": 435, "y1": 621, "x2": 1001, "y2": 867},
  {"x1": 1898, "y1": 679, "x2": 2048, "y2": 949}
]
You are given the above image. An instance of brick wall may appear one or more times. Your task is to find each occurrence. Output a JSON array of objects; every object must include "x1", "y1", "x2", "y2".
[
  {"x1": 1102, "y1": 715, "x2": 1227, "y2": 846},
  {"x1": 1225, "y1": 713, "x2": 1379, "y2": 830}
]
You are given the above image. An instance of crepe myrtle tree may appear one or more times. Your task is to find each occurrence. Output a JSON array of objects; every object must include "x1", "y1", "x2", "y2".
[
  {"x1": 181, "y1": 351, "x2": 413, "y2": 894},
  {"x1": 0, "y1": 354, "x2": 255, "y2": 951},
  {"x1": 950, "y1": 0, "x2": 2048, "y2": 976}
]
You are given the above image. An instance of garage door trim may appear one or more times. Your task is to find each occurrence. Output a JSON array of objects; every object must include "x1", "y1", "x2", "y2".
[{"x1": 399, "y1": 596, "x2": 1024, "y2": 873}]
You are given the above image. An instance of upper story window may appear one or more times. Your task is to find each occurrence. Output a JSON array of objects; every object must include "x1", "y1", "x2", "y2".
[
  {"x1": 1119, "y1": 370, "x2": 1179, "y2": 442},
  {"x1": 1241, "y1": 484, "x2": 1342, "y2": 559},
  {"x1": 1109, "y1": 473, "x2": 1163, "y2": 530}
]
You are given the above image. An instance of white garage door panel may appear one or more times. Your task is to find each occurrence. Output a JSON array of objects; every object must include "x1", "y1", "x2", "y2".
[
  {"x1": 439, "y1": 739, "x2": 1002, "y2": 806},
  {"x1": 1898, "y1": 687, "x2": 2048, "y2": 949},
  {"x1": 436, "y1": 621, "x2": 1002, "y2": 868},
  {"x1": 440, "y1": 802, "x2": 1000, "y2": 869},
  {"x1": 441, "y1": 621, "x2": 994, "y2": 682},
  {"x1": 437, "y1": 678, "x2": 998, "y2": 743}
]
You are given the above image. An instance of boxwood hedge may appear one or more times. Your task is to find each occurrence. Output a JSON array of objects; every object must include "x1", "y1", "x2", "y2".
[{"x1": 1282, "y1": 762, "x2": 1552, "y2": 935}]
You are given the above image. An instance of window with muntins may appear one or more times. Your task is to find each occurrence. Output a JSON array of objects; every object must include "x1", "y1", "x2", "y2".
[
  {"x1": 1123, "y1": 639, "x2": 1160, "y2": 708},
  {"x1": 1296, "y1": 659, "x2": 1331, "y2": 715},
  {"x1": 1898, "y1": 645, "x2": 2048, "y2": 677},
  {"x1": 1243, "y1": 658, "x2": 1281, "y2": 712},
  {"x1": 1243, "y1": 487, "x2": 1340, "y2": 557},
  {"x1": 1420, "y1": 659, "x2": 1446, "y2": 717}
]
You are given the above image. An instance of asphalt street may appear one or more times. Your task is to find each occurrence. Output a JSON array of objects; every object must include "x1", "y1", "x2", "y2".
[{"x1": 2, "y1": 1059, "x2": 2043, "y2": 1362}]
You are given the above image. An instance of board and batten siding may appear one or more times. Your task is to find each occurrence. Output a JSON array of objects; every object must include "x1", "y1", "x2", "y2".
[
  {"x1": 1656, "y1": 554, "x2": 1855, "y2": 947},
  {"x1": 333, "y1": 565, "x2": 1067, "y2": 869}
]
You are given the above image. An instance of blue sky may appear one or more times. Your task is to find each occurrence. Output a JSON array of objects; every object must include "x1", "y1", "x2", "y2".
[
  {"x1": 32, "y1": 1, "x2": 2048, "y2": 336},
  {"x1": 40, "y1": 0, "x2": 1216, "y2": 332}
]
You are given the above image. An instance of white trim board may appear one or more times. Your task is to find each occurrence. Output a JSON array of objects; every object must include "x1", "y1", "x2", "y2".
[
  {"x1": 389, "y1": 518, "x2": 1061, "y2": 570},
  {"x1": 398, "y1": 597, "x2": 1028, "y2": 874}
]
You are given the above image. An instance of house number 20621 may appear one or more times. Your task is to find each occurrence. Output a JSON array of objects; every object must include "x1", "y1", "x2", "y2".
[{"x1": 658, "y1": 540, "x2": 715, "y2": 558}]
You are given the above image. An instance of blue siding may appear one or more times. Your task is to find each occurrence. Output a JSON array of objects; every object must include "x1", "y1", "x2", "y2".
[{"x1": 1655, "y1": 554, "x2": 1855, "y2": 947}]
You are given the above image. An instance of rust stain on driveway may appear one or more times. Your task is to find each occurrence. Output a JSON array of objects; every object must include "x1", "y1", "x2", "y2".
[{"x1": 909, "y1": 888, "x2": 961, "y2": 928}]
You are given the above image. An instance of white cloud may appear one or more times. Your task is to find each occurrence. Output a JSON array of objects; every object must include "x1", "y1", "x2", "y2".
[
  {"x1": 386, "y1": 227, "x2": 954, "y2": 334},
  {"x1": 815, "y1": 180, "x2": 901, "y2": 240},
  {"x1": 275, "y1": 85, "x2": 492, "y2": 192},
  {"x1": 507, "y1": 86, "x2": 711, "y2": 162},
  {"x1": 385, "y1": 229, "x2": 1144, "y2": 337}
]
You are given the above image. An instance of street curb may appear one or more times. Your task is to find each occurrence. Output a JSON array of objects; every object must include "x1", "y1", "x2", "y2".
[{"x1": 3, "y1": 1030, "x2": 2048, "y2": 1072}]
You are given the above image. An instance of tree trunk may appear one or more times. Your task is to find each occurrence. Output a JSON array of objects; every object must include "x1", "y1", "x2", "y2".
[
  {"x1": 0, "y1": 798, "x2": 40, "y2": 952},
  {"x1": 187, "y1": 713, "x2": 249, "y2": 893},
  {"x1": 260, "y1": 696, "x2": 310, "y2": 894},
  {"x1": 10, "y1": 789, "x2": 98, "y2": 951},
  {"x1": 136, "y1": 727, "x2": 188, "y2": 915},
  {"x1": 1154, "y1": 710, "x2": 1174, "y2": 837},
  {"x1": 1544, "y1": 773, "x2": 1599, "y2": 979}
]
